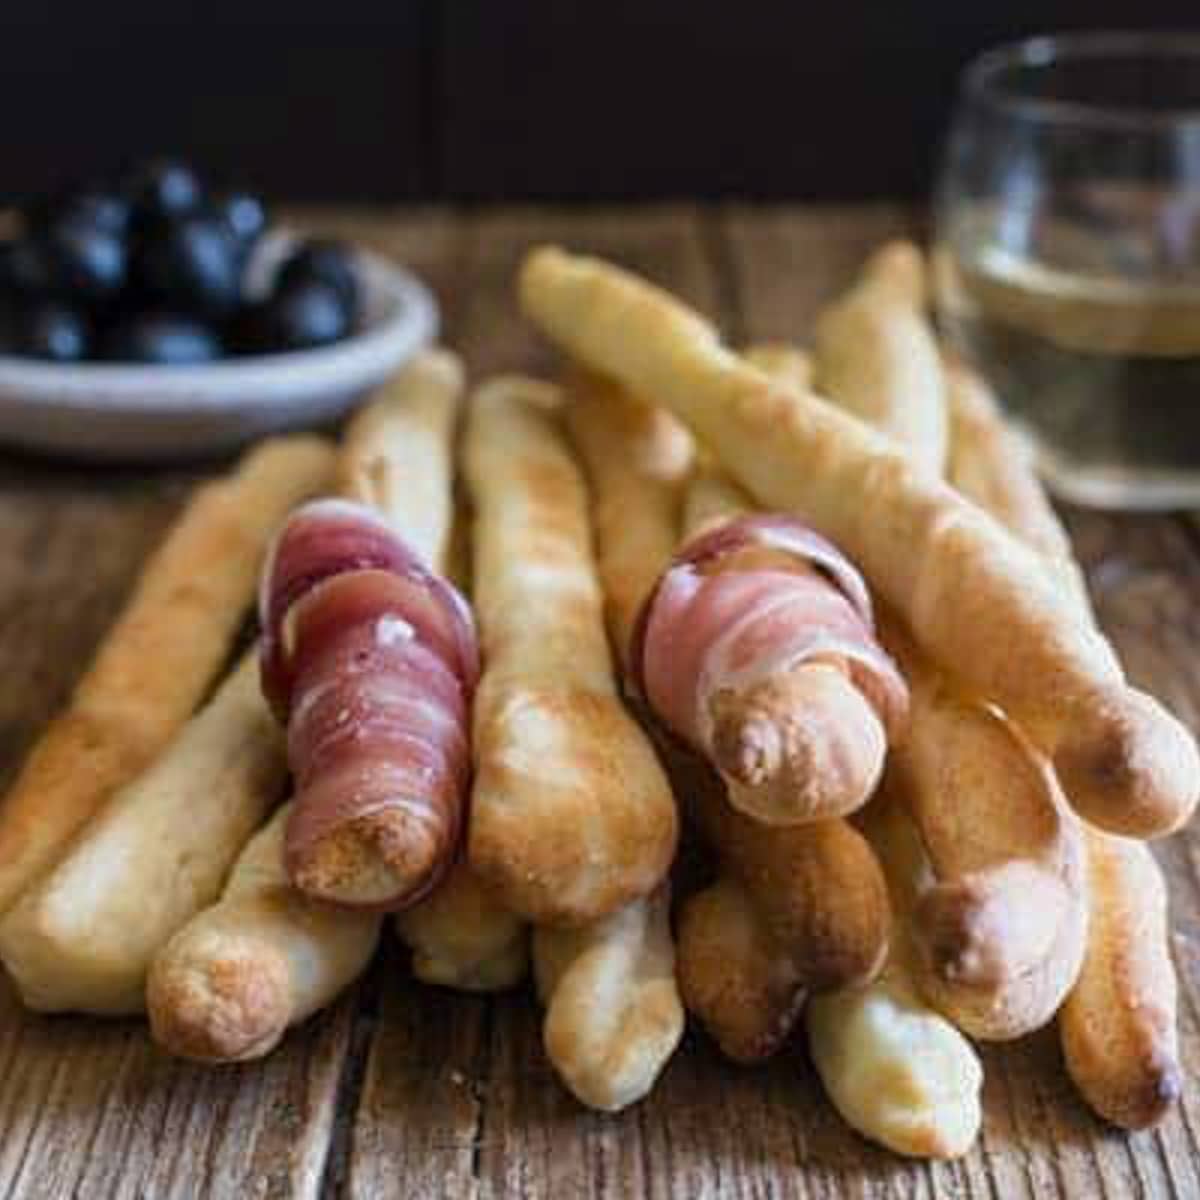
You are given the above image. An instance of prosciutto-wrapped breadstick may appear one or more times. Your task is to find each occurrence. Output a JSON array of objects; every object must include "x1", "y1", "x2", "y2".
[
  {"x1": 813, "y1": 241, "x2": 947, "y2": 474},
  {"x1": 463, "y1": 376, "x2": 677, "y2": 924},
  {"x1": 632, "y1": 513, "x2": 908, "y2": 824},
  {"x1": 947, "y1": 357, "x2": 1180, "y2": 1127},
  {"x1": 0, "y1": 435, "x2": 333, "y2": 916},
  {"x1": 534, "y1": 885, "x2": 684, "y2": 1111},
  {"x1": 147, "y1": 804, "x2": 380, "y2": 1062},
  {"x1": 0, "y1": 653, "x2": 284, "y2": 1014},
  {"x1": 807, "y1": 950, "x2": 983, "y2": 1159},
  {"x1": 520, "y1": 246, "x2": 1199, "y2": 839},
  {"x1": 259, "y1": 353, "x2": 479, "y2": 909}
]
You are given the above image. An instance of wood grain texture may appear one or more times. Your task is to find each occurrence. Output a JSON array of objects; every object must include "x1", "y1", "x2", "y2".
[{"x1": 0, "y1": 207, "x2": 1196, "y2": 1199}]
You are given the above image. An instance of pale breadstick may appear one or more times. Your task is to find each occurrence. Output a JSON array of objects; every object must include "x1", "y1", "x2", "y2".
[
  {"x1": 534, "y1": 886, "x2": 683, "y2": 1111},
  {"x1": 519, "y1": 246, "x2": 1198, "y2": 839},
  {"x1": 946, "y1": 355, "x2": 1181, "y2": 1128},
  {"x1": 742, "y1": 343, "x2": 812, "y2": 393},
  {"x1": 396, "y1": 859, "x2": 528, "y2": 991},
  {"x1": 463, "y1": 376, "x2": 678, "y2": 923},
  {"x1": 1060, "y1": 834, "x2": 1179, "y2": 1128},
  {"x1": 0, "y1": 653, "x2": 283, "y2": 1014},
  {"x1": 0, "y1": 436, "x2": 333, "y2": 916},
  {"x1": 338, "y1": 348, "x2": 463, "y2": 567},
  {"x1": 807, "y1": 953, "x2": 983, "y2": 1159},
  {"x1": 562, "y1": 369, "x2": 693, "y2": 672},
  {"x1": 813, "y1": 241, "x2": 948, "y2": 474},
  {"x1": 147, "y1": 804, "x2": 380, "y2": 1062},
  {"x1": 876, "y1": 634, "x2": 1088, "y2": 1040}
]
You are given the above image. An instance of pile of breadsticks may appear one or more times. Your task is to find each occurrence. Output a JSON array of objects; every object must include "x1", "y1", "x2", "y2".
[{"x1": 0, "y1": 239, "x2": 1191, "y2": 1163}]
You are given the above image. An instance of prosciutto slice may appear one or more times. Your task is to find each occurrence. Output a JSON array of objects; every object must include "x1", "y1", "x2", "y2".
[
  {"x1": 632, "y1": 514, "x2": 907, "y2": 754},
  {"x1": 259, "y1": 499, "x2": 478, "y2": 910}
]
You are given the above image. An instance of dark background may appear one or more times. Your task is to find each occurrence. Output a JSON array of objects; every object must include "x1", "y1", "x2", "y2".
[{"x1": 3, "y1": 2, "x2": 1197, "y2": 205}]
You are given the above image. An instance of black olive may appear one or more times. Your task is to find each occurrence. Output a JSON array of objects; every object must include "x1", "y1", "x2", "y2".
[
  {"x1": 135, "y1": 215, "x2": 243, "y2": 317},
  {"x1": 0, "y1": 239, "x2": 55, "y2": 297},
  {"x1": 102, "y1": 311, "x2": 222, "y2": 365},
  {"x1": 275, "y1": 240, "x2": 359, "y2": 319},
  {"x1": 27, "y1": 187, "x2": 131, "y2": 239},
  {"x1": 215, "y1": 191, "x2": 268, "y2": 249},
  {"x1": 123, "y1": 158, "x2": 205, "y2": 227},
  {"x1": 43, "y1": 217, "x2": 128, "y2": 304},
  {"x1": 253, "y1": 280, "x2": 351, "y2": 352},
  {"x1": 15, "y1": 302, "x2": 92, "y2": 362}
]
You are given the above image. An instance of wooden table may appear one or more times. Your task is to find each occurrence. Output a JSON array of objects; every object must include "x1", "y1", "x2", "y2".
[{"x1": 0, "y1": 206, "x2": 1197, "y2": 1200}]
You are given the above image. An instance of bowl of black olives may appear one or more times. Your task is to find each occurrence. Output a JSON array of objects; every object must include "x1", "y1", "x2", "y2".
[{"x1": 0, "y1": 160, "x2": 438, "y2": 460}]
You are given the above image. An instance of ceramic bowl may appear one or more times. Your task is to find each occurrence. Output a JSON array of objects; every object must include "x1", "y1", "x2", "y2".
[{"x1": 0, "y1": 231, "x2": 439, "y2": 461}]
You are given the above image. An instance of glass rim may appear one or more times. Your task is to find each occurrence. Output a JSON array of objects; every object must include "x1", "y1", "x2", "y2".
[{"x1": 963, "y1": 31, "x2": 1200, "y2": 130}]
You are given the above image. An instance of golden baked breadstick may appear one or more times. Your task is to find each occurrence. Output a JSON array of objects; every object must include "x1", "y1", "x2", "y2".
[
  {"x1": 681, "y1": 464, "x2": 754, "y2": 538},
  {"x1": 0, "y1": 436, "x2": 333, "y2": 916},
  {"x1": 562, "y1": 368, "x2": 693, "y2": 672},
  {"x1": 519, "y1": 246, "x2": 1198, "y2": 839},
  {"x1": 742, "y1": 342, "x2": 812, "y2": 393},
  {"x1": 876, "y1": 634, "x2": 1088, "y2": 1040},
  {"x1": 463, "y1": 376, "x2": 678, "y2": 923},
  {"x1": 807, "y1": 952, "x2": 983, "y2": 1159},
  {"x1": 396, "y1": 859, "x2": 528, "y2": 992},
  {"x1": 534, "y1": 885, "x2": 683, "y2": 1111},
  {"x1": 677, "y1": 874, "x2": 806, "y2": 1063},
  {"x1": 0, "y1": 653, "x2": 284, "y2": 1014},
  {"x1": 945, "y1": 356, "x2": 1089, "y2": 607},
  {"x1": 147, "y1": 804, "x2": 380, "y2": 1062},
  {"x1": 338, "y1": 348, "x2": 462, "y2": 567},
  {"x1": 813, "y1": 241, "x2": 948, "y2": 474},
  {"x1": 945, "y1": 353, "x2": 1181, "y2": 1128},
  {"x1": 1060, "y1": 834, "x2": 1180, "y2": 1128}
]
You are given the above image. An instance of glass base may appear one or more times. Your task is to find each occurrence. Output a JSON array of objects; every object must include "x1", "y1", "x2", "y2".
[{"x1": 1022, "y1": 421, "x2": 1200, "y2": 510}]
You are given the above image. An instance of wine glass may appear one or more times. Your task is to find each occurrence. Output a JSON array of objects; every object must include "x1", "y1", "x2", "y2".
[{"x1": 933, "y1": 32, "x2": 1200, "y2": 509}]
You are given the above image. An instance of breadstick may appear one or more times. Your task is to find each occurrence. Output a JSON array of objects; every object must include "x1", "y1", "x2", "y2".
[
  {"x1": 676, "y1": 874, "x2": 806, "y2": 1063},
  {"x1": 396, "y1": 859, "x2": 528, "y2": 992},
  {"x1": 945, "y1": 353, "x2": 1180, "y2": 1128},
  {"x1": 876, "y1": 634, "x2": 1088, "y2": 1039},
  {"x1": 945, "y1": 356, "x2": 1089, "y2": 607},
  {"x1": 0, "y1": 435, "x2": 334, "y2": 916},
  {"x1": 463, "y1": 376, "x2": 677, "y2": 923},
  {"x1": 1060, "y1": 833, "x2": 1180, "y2": 1128},
  {"x1": 264, "y1": 353, "x2": 476, "y2": 909},
  {"x1": 562, "y1": 368, "x2": 693, "y2": 672},
  {"x1": 807, "y1": 952, "x2": 983, "y2": 1159},
  {"x1": 519, "y1": 246, "x2": 1198, "y2": 839},
  {"x1": 147, "y1": 804, "x2": 380, "y2": 1062},
  {"x1": 338, "y1": 348, "x2": 462, "y2": 567},
  {"x1": 0, "y1": 653, "x2": 284, "y2": 1014},
  {"x1": 682, "y1": 464, "x2": 754, "y2": 539},
  {"x1": 742, "y1": 343, "x2": 812, "y2": 393},
  {"x1": 813, "y1": 241, "x2": 948, "y2": 474},
  {"x1": 534, "y1": 885, "x2": 683, "y2": 1111}
]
